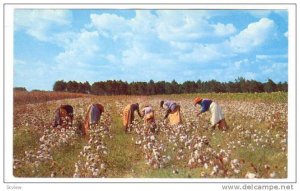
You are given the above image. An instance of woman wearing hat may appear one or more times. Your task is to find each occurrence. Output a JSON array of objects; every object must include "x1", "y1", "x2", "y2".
[{"x1": 194, "y1": 97, "x2": 228, "y2": 130}]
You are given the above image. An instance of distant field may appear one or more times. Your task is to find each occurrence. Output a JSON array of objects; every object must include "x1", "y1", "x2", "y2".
[
  {"x1": 13, "y1": 91, "x2": 287, "y2": 179},
  {"x1": 13, "y1": 90, "x2": 89, "y2": 105}
]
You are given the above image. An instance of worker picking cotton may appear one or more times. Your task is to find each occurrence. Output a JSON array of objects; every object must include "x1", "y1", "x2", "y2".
[
  {"x1": 52, "y1": 104, "x2": 74, "y2": 128},
  {"x1": 83, "y1": 103, "x2": 105, "y2": 136},
  {"x1": 141, "y1": 105, "x2": 157, "y2": 133},
  {"x1": 123, "y1": 103, "x2": 143, "y2": 133},
  {"x1": 194, "y1": 97, "x2": 228, "y2": 130},
  {"x1": 160, "y1": 100, "x2": 182, "y2": 126}
]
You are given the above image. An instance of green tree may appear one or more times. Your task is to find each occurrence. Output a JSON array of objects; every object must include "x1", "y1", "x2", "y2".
[
  {"x1": 264, "y1": 79, "x2": 277, "y2": 92},
  {"x1": 53, "y1": 80, "x2": 66, "y2": 92}
]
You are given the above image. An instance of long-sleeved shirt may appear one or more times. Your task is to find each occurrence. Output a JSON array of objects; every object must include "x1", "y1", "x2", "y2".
[
  {"x1": 197, "y1": 99, "x2": 212, "y2": 113},
  {"x1": 142, "y1": 106, "x2": 153, "y2": 116},
  {"x1": 164, "y1": 100, "x2": 177, "y2": 111},
  {"x1": 163, "y1": 100, "x2": 177, "y2": 119}
]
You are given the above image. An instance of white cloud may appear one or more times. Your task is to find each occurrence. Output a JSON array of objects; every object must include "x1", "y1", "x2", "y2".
[
  {"x1": 212, "y1": 23, "x2": 237, "y2": 36},
  {"x1": 66, "y1": 11, "x2": 278, "y2": 80},
  {"x1": 261, "y1": 62, "x2": 287, "y2": 75},
  {"x1": 233, "y1": 59, "x2": 250, "y2": 70},
  {"x1": 55, "y1": 30, "x2": 100, "y2": 68},
  {"x1": 256, "y1": 54, "x2": 287, "y2": 62},
  {"x1": 90, "y1": 13, "x2": 131, "y2": 40},
  {"x1": 228, "y1": 18, "x2": 276, "y2": 53},
  {"x1": 87, "y1": 10, "x2": 242, "y2": 67},
  {"x1": 178, "y1": 44, "x2": 223, "y2": 64},
  {"x1": 14, "y1": 10, "x2": 71, "y2": 41},
  {"x1": 130, "y1": 10, "x2": 158, "y2": 33},
  {"x1": 120, "y1": 44, "x2": 173, "y2": 68},
  {"x1": 52, "y1": 32, "x2": 78, "y2": 49},
  {"x1": 284, "y1": 31, "x2": 288, "y2": 38},
  {"x1": 156, "y1": 11, "x2": 212, "y2": 42}
]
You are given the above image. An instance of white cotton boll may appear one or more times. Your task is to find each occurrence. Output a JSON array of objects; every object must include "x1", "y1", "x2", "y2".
[
  {"x1": 233, "y1": 169, "x2": 240, "y2": 174},
  {"x1": 269, "y1": 172, "x2": 277, "y2": 178},
  {"x1": 167, "y1": 155, "x2": 171, "y2": 161},
  {"x1": 135, "y1": 140, "x2": 142, "y2": 145},
  {"x1": 150, "y1": 135, "x2": 155, "y2": 141},
  {"x1": 264, "y1": 164, "x2": 270, "y2": 170},
  {"x1": 204, "y1": 163, "x2": 208, "y2": 169},
  {"x1": 74, "y1": 166, "x2": 79, "y2": 173},
  {"x1": 188, "y1": 158, "x2": 195, "y2": 166},
  {"x1": 96, "y1": 145, "x2": 101, "y2": 151},
  {"x1": 84, "y1": 145, "x2": 91, "y2": 152},
  {"x1": 245, "y1": 172, "x2": 257, "y2": 179},
  {"x1": 39, "y1": 135, "x2": 45, "y2": 142},
  {"x1": 93, "y1": 170, "x2": 99, "y2": 177},
  {"x1": 178, "y1": 149, "x2": 183, "y2": 154},
  {"x1": 281, "y1": 139, "x2": 287, "y2": 144},
  {"x1": 100, "y1": 163, "x2": 106, "y2": 170},
  {"x1": 51, "y1": 172, "x2": 56, "y2": 177},
  {"x1": 213, "y1": 165, "x2": 219, "y2": 172},
  {"x1": 172, "y1": 169, "x2": 179, "y2": 174},
  {"x1": 73, "y1": 173, "x2": 80, "y2": 178}
]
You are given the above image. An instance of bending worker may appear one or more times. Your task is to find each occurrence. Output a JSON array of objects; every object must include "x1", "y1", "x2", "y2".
[
  {"x1": 194, "y1": 97, "x2": 228, "y2": 130},
  {"x1": 123, "y1": 103, "x2": 142, "y2": 133},
  {"x1": 141, "y1": 105, "x2": 157, "y2": 133},
  {"x1": 160, "y1": 100, "x2": 182, "y2": 125}
]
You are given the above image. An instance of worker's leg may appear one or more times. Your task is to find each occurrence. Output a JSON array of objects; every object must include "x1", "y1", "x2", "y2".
[{"x1": 218, "y1": 119, "x2": 228, "y2": 130}]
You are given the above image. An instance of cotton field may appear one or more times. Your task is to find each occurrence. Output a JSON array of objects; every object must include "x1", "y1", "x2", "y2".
[{"x1": 13, "y1": 92, "x2": 288, "y2": 178}]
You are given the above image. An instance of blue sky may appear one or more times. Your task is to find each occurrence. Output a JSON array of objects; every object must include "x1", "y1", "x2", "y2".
[{"x1": 14, "y1": 9, "x2": 288, "y2": 91}]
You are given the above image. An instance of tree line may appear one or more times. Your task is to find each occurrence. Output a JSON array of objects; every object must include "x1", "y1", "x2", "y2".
[{"x1": 52, "y1": 78, "x2": 287, "y2": 95}]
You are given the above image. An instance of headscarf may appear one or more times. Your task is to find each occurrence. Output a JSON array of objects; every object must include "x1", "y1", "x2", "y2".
[{"x1": 193, "y1": 97, "x2": 202, "y2": 106}]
